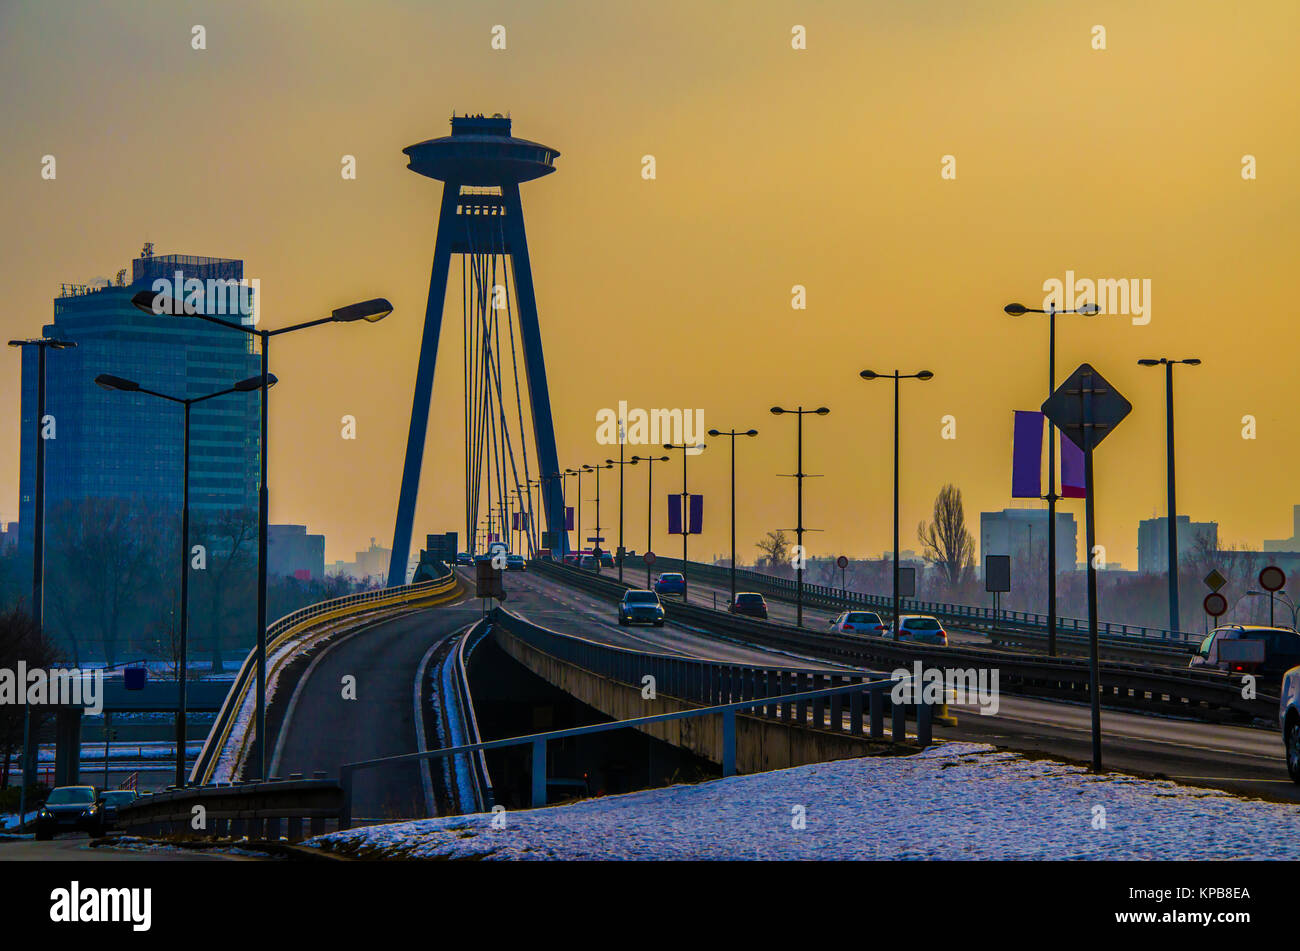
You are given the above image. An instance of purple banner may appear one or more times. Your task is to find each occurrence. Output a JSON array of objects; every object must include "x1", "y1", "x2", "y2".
[
  {"x1": 1060, "y1": 430, "x2": 1086, "y2": 498},
  {"x1": 564, "y1": 506, "x2": 574, "y2": 531},
  {"x1": 1012, "y1": 410, "x2": 1043, "y2": 499},
  {"x1": 668, "y1": 495, "x2": 682, "y2": 535},
  {"x1": 668, "y1": 495, "x2": 704, "y2": 534},
  {"x1": 689, "y1": 494, "x2": 703, "y2": 535}
]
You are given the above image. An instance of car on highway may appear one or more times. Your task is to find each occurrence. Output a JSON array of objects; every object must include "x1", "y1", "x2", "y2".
[
  {"x1": 96, "y1": 789, "x2": 138, "y2": 831},
  {"x1": 654, "y1": 572, "x2": 686, "y2": 596},
  {"x1": 728, "y1": 592, "x2": 768, "y2": 619},
  {"x1": 455, "y1": 551, "x2": 473, "y2": 566},
  {"x1": 1190, "y1": 625, "x2": 1300, "y2": 681},
  {"x1": 579, "y1": 554, "x2": 598, "y2": 570},
  {"x1": 894, "y1": 614, "x2": 949, "y2": 646},
  {"x1": 562, "y1": 552, "x2": 581, "y2": 566},
  {"x1": 1281, "y1": 665, "x2": 1300, "y2": 783},
  {"x1": 618, "y1": 589, "x2": 666, "y2": 626},
  {"x1": 35, "y1": 785, "x2": 103, "y2": 839},
  {"x1": 506, "y1": 553, "x2": 527, "y2": 571},
  {"x1": 829, "y1": 610, "x2": 888, "y2": 636}
]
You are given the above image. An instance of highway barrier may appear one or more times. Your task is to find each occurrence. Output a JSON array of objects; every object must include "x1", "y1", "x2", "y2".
[
  {"x1": 537, "y1": 559, "x2": 1277, "y2": 723},
  {"x1": 190, "y1": 566, "x2": 462, "y2": 786},
  {"x1": 111, "y1": 775, "x2": 343, "y2": 842}
]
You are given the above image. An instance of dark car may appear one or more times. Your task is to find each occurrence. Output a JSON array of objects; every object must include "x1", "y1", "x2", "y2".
[
  {"x1": 654, "y1": 572, "x2": 686, "y2": 596},
  {"x1": 97, "y1": 789, "x2": 138, "y2": 831},
  {"x1": 1191, "y1": 625, "x2": 1300, "y2": 681},
  {"x1": 455, "y1": 552, "x2": 473, "y2": 566},
  {"x1": 35, "y1": 785, "x2": 103, "y2": 839},
  {"x1": 506, "y1": 554, "x2": 527, "y2": 571},
  {"x1": 728, "y1": 592, "x2": 768, "y2": 619},
  {"x1": 618, "y1": 589, "x2": 666, "y2": 626}
]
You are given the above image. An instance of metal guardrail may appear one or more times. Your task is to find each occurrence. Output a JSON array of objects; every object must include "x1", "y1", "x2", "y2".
[
  {"x1": 628, "y1": 555, "x2": 1200, "y2": 650},
  {"x1": 442, "y1": 619, "x2": 494, "y2": 813},
  {"x1": 340, "y1": 610, "x2": 920, "y2": 827},
  {"x1": 112, "y1": 776, "x2": 343, "y2": 842},
  {"x1": 190, "y1": 568, "x2": 461, "y2": 785},
  {"x1": 536, "y1": 559, "x2": 1278, "y2": 722}
]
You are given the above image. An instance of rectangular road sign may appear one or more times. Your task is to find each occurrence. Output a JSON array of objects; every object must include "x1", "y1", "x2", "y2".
[{"x1": 985, "y1": 555, "x2": 1011, "y2": 593}]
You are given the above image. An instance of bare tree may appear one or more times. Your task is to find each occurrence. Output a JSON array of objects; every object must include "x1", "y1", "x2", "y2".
[
  {"x1": 0, "y1": 607, "x2": 63, "y2": 788},
  {"x1": 917, "y1": 484, "x2": 974, "y2": 587},
  {"x1": 755, "y1": 530, "x2": 790, "y2": 572}
]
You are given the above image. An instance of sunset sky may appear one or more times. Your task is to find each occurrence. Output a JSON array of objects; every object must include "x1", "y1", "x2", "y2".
[{"x1": 2, "y1": 0, "x2": 1297, "y2": 570}]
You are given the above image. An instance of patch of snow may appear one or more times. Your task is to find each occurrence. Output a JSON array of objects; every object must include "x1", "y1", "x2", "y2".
[{"x1": 307, "y1": 743, "x2": 1300, "y2": 860}]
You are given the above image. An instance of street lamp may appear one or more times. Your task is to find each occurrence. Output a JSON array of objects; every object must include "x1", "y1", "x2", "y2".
[
  {"x1": 663, "y1": 442, "x2": 705, "y2": 602},
  {"x1": 858, "y1": 372, "x2": 932, "y2": 639},
  {"x1": 7, "y1": 336, "x2": 76, "y2": 820},
  {"x1": 769, "y1": 406, "x2": 829, "y2": 627},
  {"x1": 95, "y1": 371, "x2": 275, "y2": 787},
  {"x1": 1137, "y1": 357, "x2": 1201, "y2": 635},
  {"x1": 566, "y1": 467, "x2": 586, "y2": 558},
  {"x1": 585, "y1": 463, "x2": 613, "y2": 569},
  {"x1": 707, "y1": 427, "x2": 758, "y2": 606},
  {"x1": 631, "y1": 454, "x2": 669, "y2": 587},
  {"x1": 605, "y1": 453, "x2": 638, "y2": 582},
  {"x1": 1004, "y1": 299, "x2": 1099, "y2": 655},
  {"x1": 131, "y1": 289, "x2": 391, "y2": 781}
]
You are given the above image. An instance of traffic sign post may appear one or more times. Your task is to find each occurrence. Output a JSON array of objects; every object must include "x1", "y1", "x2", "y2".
[
  {"x1": 836, "y1": 554, "x2": 849, "y2": 603},
  {"x1": 985, "y1": 554, "x2": 1011, "y2": 619},
  {"x1": 1042, "y1": 363, "x2": 1132, "y2": 773},
  {"x1": 644, "y1": 549, "x2": 656, "y2": 587},
  {"x1": 1203, "y1": 591, "x2": 1227, "y2": 625},
  {"x1": 1259, "y1": 565, "x2": 1286, "y2": 626}
]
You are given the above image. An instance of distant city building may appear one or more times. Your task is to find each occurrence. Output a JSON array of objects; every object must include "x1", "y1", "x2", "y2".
[
  {"x1": 1137, "y1": 516, "x2": 1217, "y2": 575},
  {"x1": 980, "y1": 509, "x2": 1078, "y2": 571},
  {"x1": 268, "y1": 524, "x2": 325, "y2": 581},
  {"x1": 0, "y1": 520, "x2": 18, "y2": 552},
  {"x1": 1264, "y1": 505, "x2": 1300, "y2": 552},
  {"x1": 328, "y1": 537, "x2": 392, "y2": 585},
  {"x1": 17, "y1": 248, "x2": 261, "y2": 553}
]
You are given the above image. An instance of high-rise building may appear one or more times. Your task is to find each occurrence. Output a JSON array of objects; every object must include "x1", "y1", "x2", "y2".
[
  {"x1": 268, "y1": 524, "x2": 325, "y2": 581},
  {"x1": 1264, "y1": 505, "x2": 1300, "y2": 552},
  {"x1": 1136, "y1": 516, "x2": 1217, "y2": 574},
  {"x1": 17, "y1": 249, "x2": 261, "y2": 551},
  {"x1": 980, "y1": 508, "x2": 1078, "y2": 571}
]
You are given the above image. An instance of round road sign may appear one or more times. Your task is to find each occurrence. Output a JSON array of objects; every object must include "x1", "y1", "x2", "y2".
[
  {"x1": 644, "y1": 551, "x2": 657, "y2": 565},
  {"x1": 1259, "y1": 565, "x2": 1286, "y2": 592},
  {"x1": 1203, "y1": 592, "x2": 1227, "y2": 617},
  {"x1": 836, "y1": 555, "x2": 849, "y2": 569}
]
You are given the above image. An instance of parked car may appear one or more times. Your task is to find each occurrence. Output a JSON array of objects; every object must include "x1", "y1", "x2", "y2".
[
  {"x1": 894, "y1": 615, "x2": 949, "y2": 646},
  {"x1": 97, "y1": 789, "x2": 138, "y2": 831},
  {"x1": 35, "y1": 785, "x2": 103, "y2": 840},
  {"x1": 618, "y1": 589, "x2": 666, "y2": 626},
  {"x1": 829, "y1": 611, "x2": 887, "y2": 636},
  {"x1": 506, "y1": 554, "x2": 526, "y2": 571},
  {"x1": 728, "y1": 592, "x2": 768, "y2": 619},
  {"x1": 654, "y1": 572, "x2": 686, "y2": 596},
  {"x1": 455, "y1": 552, "x2": 473, "y2": 566},
  {"x1": 1280, "y1": 665, "x2": 1300, "y2": 783},
  {"x1": 1190, "y1": 626, "x2": 1300, "y2": 681}
]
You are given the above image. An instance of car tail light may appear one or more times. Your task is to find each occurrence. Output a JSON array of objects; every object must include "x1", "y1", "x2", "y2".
[{"x1": 843, "y1": 624, "x2": 855, "y2": 632}]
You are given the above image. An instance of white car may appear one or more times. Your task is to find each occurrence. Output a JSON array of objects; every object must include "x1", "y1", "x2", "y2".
[
  {"x1": 893, "y1": 614, "x2": 949, "y2": 646},
  {"x1": 1281, "y1": 665, "x2": 1300, "y2": 784},
  {"x1": 828, "y1": 611, "x2": 887, "y2": 636}
]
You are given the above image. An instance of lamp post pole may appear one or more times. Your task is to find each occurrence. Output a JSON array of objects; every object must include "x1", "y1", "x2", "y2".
[
  {"x1": 769, "y1": 407, "x2": 828, "y2": 627},
  {"x1": 859, "y1": 371, "x2": 933, "y2": 638},
  {"x1": 662, "y1": 443, "x2": 704, "y2": 602},
  {"x1": 707, "y1": 428, "x2": 758, "y2": 605},
  {"x1": 132, "y1": 290, "x2": 391, "y2": 780},
  {"x1": 632, "y1": 455, "x2": 669, "y2": 587},
  {"x1": 606, "y1": 451, "x2": 638, "y2": 582},
  {"x1": 8, "y1": 336, "x2": 76, "y2": 818}
]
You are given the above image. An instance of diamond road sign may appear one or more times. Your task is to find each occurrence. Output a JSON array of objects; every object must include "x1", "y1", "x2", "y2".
[
  {"x1": 1040, "y1": 363, "x2": 1132, "y2": 454},
  {"x1": 1204, "y1": 569, "x2": 1226, "y2": 592}
]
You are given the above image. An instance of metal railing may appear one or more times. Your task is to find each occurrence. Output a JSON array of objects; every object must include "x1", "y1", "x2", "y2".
[
  {"x1": 190, "y1": 568, "x2": 461, "y2": 785},
  {"x1": 112, "y1": 775, "x2": 342, "y2": 842},
  {"x1": 627, "y1": 555, "x2": 1200, "y2": 648}
]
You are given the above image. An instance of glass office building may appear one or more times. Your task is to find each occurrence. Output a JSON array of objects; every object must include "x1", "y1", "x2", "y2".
[{"x1": 17, "y1": 251, "x2": 262, "y2": 553}]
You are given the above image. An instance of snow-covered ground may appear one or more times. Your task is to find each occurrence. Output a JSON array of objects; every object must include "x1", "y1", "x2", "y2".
[{"x1": 307, "y1": 743, "x2": 1300, "y2": 860}]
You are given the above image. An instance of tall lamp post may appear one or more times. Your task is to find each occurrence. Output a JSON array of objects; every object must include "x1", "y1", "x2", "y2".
[
  {"x1": 8, "y1": 336, "x2": 76, "y2": 820},
  {"x1": 663, "y1": 442, "x2": 705, "y2": 602},
  {"x1": 1137, "y1": 357, "x2": 1200, "y2": 635},
  {"x1": 95, "y1": 371, "x2": 275, "y2": 787},
  {"x1": 707, "y1": 427, "x2": 758, "y2": 605},
  {"x1": 769, "y1": 406, "x2": 828, "y2": 628},
  {"x1": 1004, "y1": 300, "x2": 1098, "y2": 655},
  {"x1": 585, "y1": 462, "x2": 613, "y2": 569},
  {"x1": 606, "y1": 453, "x2": 638, "y2": 582},
  {"x1": 566, "y1": 467, "x2": 586, "y2": 556},
  {"x1": 132, "y1": 290, "x2": 391, "y2": 781},
  {"x1": 631, "y1": 454, "x2": 669, "y2": 586},
  {"x1": 859, "y1": 371, "x2": 932, "y2": 639}
]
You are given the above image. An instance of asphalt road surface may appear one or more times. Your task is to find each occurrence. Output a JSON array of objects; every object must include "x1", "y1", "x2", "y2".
[{"x1": 0, "y1": 833, "x2": 239, "y2": 861}]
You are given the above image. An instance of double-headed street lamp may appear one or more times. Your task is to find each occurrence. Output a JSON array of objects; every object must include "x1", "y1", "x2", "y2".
[
  {"x1": 7, "y1": 336, "x2": 76, "y2": 820},
  {"x1": 1137, "y1": 357, "x2": 1201, "y2": 635},
  {"x1": 565, "y1": 467, "x2": 586, "y2": 556},
  {"x1": 95, "y1": 371, "x2": 275, "y2": 787},
  {"x1": 131, "y1": 289, "x2": 391, "y2": 781},
  {"x1": 859, "y1": 372, "x2": 932, "y2": 639},
  {"x1": 707, "y1": 427, "x2": 758, "y2": 605},
  {"x1": 769, "y1": 406, "x2": 829, "y2": 628},
  {"x1": 605, "y1": 453, "x2": 638, "y2": 582},
  {"x1": 585, "y1": 462, "x2": 614, "y2": 569},
  {"x1": 662, "y1": 442, "x2": 705, "y2": 602},
  {"x1": 631, "y1": 454, "x2": 669, "y2": 586},
  {"x1": 1004, "y1": 300, "x2": 1099, "y2": 655}
]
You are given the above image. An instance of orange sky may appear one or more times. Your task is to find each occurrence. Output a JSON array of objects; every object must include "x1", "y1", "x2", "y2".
[{"x1": 2, "y1": 0, "x2": 1298, "y2": 569}]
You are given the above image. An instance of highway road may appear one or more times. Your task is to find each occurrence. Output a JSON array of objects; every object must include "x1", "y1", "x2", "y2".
[{"x1": 0, "y1": 833, "x2": 239, "y2": 861}]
